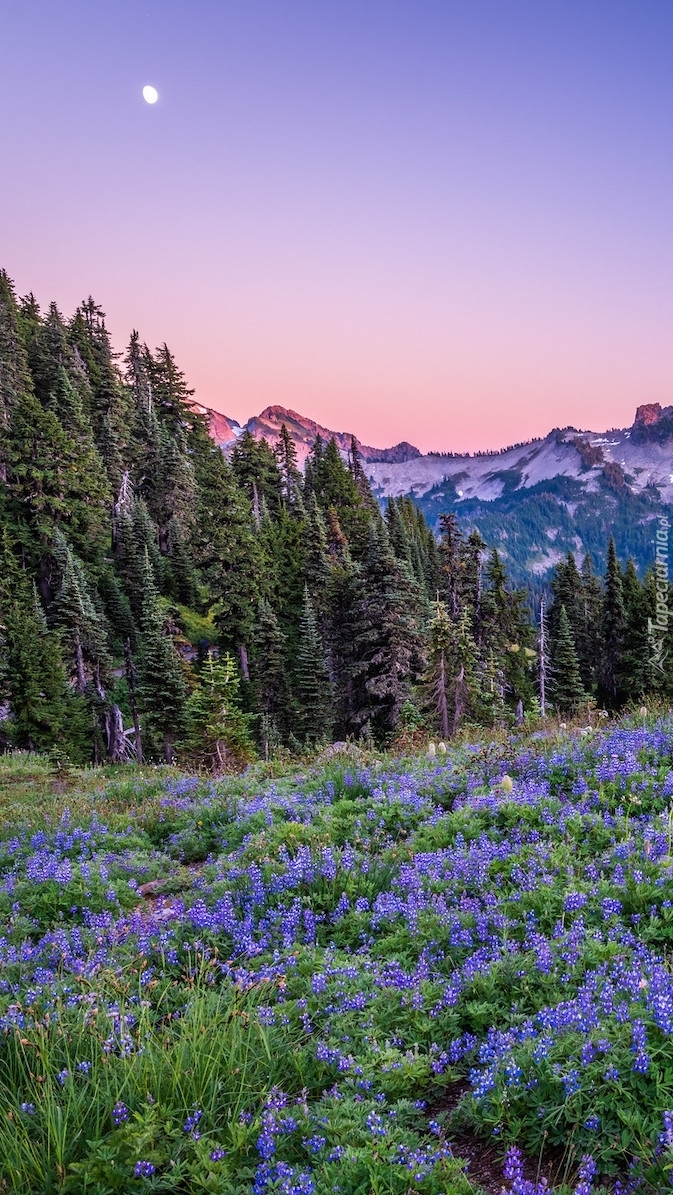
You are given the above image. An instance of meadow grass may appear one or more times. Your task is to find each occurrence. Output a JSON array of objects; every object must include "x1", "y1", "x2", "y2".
[{"x1": 1, "y1": 715, "x2": 673, "y2": 1191}]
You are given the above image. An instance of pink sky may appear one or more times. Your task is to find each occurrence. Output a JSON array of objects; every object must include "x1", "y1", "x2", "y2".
[{"x1": 2, "y1": 1, "x2": 672, "y2": 454}]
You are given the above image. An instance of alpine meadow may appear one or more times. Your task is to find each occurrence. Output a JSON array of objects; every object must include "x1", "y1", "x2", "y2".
[{"x1": 2, "y1": 271, "x2": 673, "y2": 1194}]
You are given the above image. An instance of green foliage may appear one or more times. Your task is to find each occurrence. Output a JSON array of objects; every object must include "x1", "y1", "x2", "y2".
[
  {"x1": 2, "y1": 268, "x2": 671, "y2": 766},
  {"x1": 180, "y1": 651, "x2": 256, "y2": 771}
]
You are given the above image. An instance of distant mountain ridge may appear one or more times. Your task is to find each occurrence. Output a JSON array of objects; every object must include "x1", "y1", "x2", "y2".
[
  {"x1": 194, "y1": 399, "x2": 673, "y2": 581},
  {"x1": 191, "y1": 402, "x2": 421, "y2": 465}
]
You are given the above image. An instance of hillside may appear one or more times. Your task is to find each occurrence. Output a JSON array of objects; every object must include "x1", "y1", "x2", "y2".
[{"x1": 197, "y1": 400, "x2": 673, "y2": 580}]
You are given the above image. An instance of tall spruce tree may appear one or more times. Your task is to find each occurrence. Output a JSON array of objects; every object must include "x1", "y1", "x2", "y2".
[
  {"x1": 180, "y1": 651, "x2": 255, "y2": 771},
  {"x1": 295, "y1": 585, "x2": 333, "y2": 746},
  {"x1": 552, "y1": 605, "x2": 586, "y2": 714},
  {"x1": 600, "y1": 537, "x2": 626, "y2": 708},
  {"x1": 351, "y1": 524, "x2": 426, "y2": 740},
  {"x1": 0, "y1": 541, "x2": 88, "y2": 756},
  {"x1": 137, "y1": 551, "x2": 188, "y2": 763}
]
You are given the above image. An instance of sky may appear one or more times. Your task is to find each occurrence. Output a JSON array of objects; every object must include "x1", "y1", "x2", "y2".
[{"x1": 1, "y1": 1, "x2": 672, "y2": 454}]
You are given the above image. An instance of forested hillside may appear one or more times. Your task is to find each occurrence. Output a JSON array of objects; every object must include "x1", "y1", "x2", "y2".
[{"x1": 1, "y1": 272, "x2": 671, "y2": 766}]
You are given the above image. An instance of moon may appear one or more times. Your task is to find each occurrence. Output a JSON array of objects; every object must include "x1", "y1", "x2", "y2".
[{"x1": 142, "y1": 85, "x2": 159, "y2": 104}]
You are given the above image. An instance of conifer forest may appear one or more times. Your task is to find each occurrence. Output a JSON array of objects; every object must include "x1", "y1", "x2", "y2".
[{"x1": 1, "y1": 272, "x2": 672, "y2": 767}]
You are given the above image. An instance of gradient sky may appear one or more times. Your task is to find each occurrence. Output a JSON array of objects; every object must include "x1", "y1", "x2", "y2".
[{"x1": 2, "y1": 1, "x2": 672, "y2": 453}]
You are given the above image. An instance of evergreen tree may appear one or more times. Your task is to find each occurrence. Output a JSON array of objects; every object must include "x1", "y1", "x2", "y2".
[
  {"x1": 52, "y1": 533, "x2": 110, "y2": 696},
  {"x1": 424, "y1": 602, "x2": 480, "y2": 737},
  {"x1": 303, "y1": 495, "x2": 331, "y2": 624},
  {"x1": 69, "y1": 298, "x2": 132, "y2": 487},
  {"x1": 0, "y1": 542, "x2": 87, "y2": 756},
  {"x1": 274, "y1": 423, "x2": 303, "y2": 509},
  {"x1": 180, "y1": 651, "x2": 255, "y2": 771},
  {"x1": 0, "y1": 271, "x2": 33, "y2": 484},
  {"x1": 459, "y1": 528, "x2": 487, "y2": 628},
  {"x1": 250, "y1": 600, "x2": 290, "y2": 742},
  {"x1": 480, "y1": 549, "x2": 535, "y2": 711},
  {"x1": 600, "y1": 537, "x2": 626, "y2": 707},
  {"x1": 577, "y1": 553, "x2": 603, "y2": 692},
  {"x1": 312, "y1": 437, "x2": 374, "y2": 559},
  {"x1": 295, "y1": 586, "x2": 333, "y2": 746},
  {"x1": 621, "y1": 558, "x2": 649, "y2": 700},
  {"x1": 552, "y1": 605, "x2": 586, "y2": 713},
  {"x1": 231, "y1": 430, "x2": 283, "y2": 519},
  {"x1": 193, "y1": 443, "x2": 262, "y2": 676},
  {"x1": 351, "y1": 525, "x2": 426, "y2": 740},
  {"x1": 437, "y1": 513, "x2": 464, "y2": 618},
  {"x1": 137, "y1": 551, "x2": 188, "y2": 762},
  {"x1": 549, "y1": 553, "x2": 584, "y2": 652}
]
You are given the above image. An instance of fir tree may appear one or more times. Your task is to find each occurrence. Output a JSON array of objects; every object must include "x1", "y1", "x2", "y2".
[
  {"x1": 180, "y1": 651, "x2": 255, "y2": 771},
  {"x1": 250, "y1": 600, "x2": 290, "y2": 744},
  {"x1": 351, "y1": 525, "x2": 426, "y2": 740},
  {"x1": 274, "y1": 423, "x2": 303, "y2": 509},
  {"x1": 437, "y1": 513, "x2": 464, "y2": 619},
  {"x1": 553, "y1": 605, "x2": 586, "y2": 713},
  {"x1": 193, "y1": 443, "x2": 262, "y2": 675},
  {"x1": 295, "y1": 585, "x2": 333, "y2": 746},
  {"x1": 52, "y1": 533, "x2": 110, "y2": 696},
  {"x1": 423, "y1": 601, "x2": 452, "y2": 739},
  {"x1": 577, "y1": 553, "x2": 603, "y2": 692},
  {"x1": 0, "y1": 270, "x2": 33, "y2": 484},
  {"x1": 0, "y1": 543, "x2": 87, "y2": 756},
  {"x1": 137, "y1": 551, "x2": 188, "y2": 763},
  {"x1": 600, "y1": 537, "x2": 626, "y2": 707}
]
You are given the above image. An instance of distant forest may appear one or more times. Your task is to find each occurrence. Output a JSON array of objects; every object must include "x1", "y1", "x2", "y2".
[{"x1": 1, "y1": 272, "x2": 671, "y2": 766}]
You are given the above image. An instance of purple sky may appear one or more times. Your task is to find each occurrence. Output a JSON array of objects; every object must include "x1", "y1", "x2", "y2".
[{"x1": 2, "y1": 1, "x2": 672, "y2": 452}]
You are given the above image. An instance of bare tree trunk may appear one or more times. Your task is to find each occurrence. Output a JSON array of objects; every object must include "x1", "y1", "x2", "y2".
[
  {"x1": 238, "y1": 643, "x2": 250, "y2": 681},
  {"x1": 75, "y1": 633, "x2": 87, "y2": 693},
  {"x1": 124, "y1": 638, "x2": 143, "y2": 764},
  {"x1": 252, "y1": 480, "x2": 261, "y2": 530},
  {"x1": 164, "y1": 734, "x2": 175, "y2": 765},
  {"x1": 105, "y1": 704, "x2": 126, "y2": 763},
  {"x1": 435, "y1": 650, "x2": 450, "y2": 740},
  {"x1": 452, "y1": 665, "x2": 466, "y2": 736}
]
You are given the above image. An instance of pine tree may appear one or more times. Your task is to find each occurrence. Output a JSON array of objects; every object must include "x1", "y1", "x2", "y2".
[
  {"x1": 577, "y1": 553, "x2": 603, "y2": 692},
  {"x1": 0, "y1": 271, "x2": 33, "y2": 484},
  {"x1": 600, "y1": 537, "x2": 626, "y2": 708},
  {"x1": 193, "y1": 443, "x2": 263, "y2": 676},
  {"x1": 250, "y1": 600, "x2": 290, "y2": 744},
  {"x1": 621, "y1": 558, "x2": 648, "y2": 700},
  {"x1": 0, "y1": 543, "x2": 87, "y2": 756},
  {"x1": 553, "y1": 605, "x2": 586, "y2": 713},
  {"x1": 295, "y1": 585, "x2": 333, "y2": 746},
  {"x1": 231, "y1": 430, "x2": 283, "y2": 518},
  {"x1": 351, "y1": 525, "x2": 426, "y2": 740},
  {"x1": 137, "y1": 551, "x2": 188, "y2": 762},
  {"x1": 303, "y1": 495, "x2": 331, "y2": 624},
  {"x1": 437, "y1": 513, "x2": 464, "y2": 619},
  {"x1": 459, "y1": 529, "x2": 487, "y2": 633},
  {"x1": 480, "y1": 549, "x2": 535, "y2": 711},
  {"x1": 274, "y1": 423, "x2": 303, "y2": 509},
  {"x1": 52, "y1": 533, "x2": 110, "y2": 696},
  {"x1": 180, "y1": 651, "x2": 255, "y2": 771},
  {"x1": 549, "y1": 553, "x2": 584, "y2": 650},
  {"x1": 424, "y1": 602, "x2": 480, "y2": 736},
  {"x1": 69, "y1": 298, "x2": 133, "y2": 488},
  {"x1": 312, "y1": 437, "x2": 374, "y2": 559},
  {"x1": 423, "y1": 601, "x2": 452, "y2": 739}
]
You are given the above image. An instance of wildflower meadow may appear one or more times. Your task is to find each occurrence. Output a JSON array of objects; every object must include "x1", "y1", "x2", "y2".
[{"x1": 3, "y1": 717, "x2": 673, "y2": 1192}]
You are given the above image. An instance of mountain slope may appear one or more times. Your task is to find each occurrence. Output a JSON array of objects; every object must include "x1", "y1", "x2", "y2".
[{"x1": 197, "y1": 400, "x2": 673, "y2": 581}]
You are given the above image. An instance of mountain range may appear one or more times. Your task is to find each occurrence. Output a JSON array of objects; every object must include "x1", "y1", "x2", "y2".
[{"x1": 195, "y1": 400, "x2": 673, "y2": 583}]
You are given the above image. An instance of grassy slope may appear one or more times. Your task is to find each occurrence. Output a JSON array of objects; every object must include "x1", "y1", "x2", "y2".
[{"x1": 1, "y1": 719, "x2": 673, "y2": 1192}]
